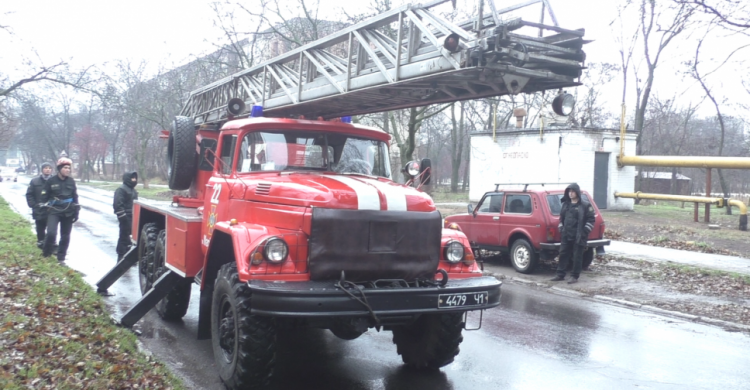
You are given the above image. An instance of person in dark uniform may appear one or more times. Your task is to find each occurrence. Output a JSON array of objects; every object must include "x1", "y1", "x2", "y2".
[
  {"x1": 41, "y1": 157, "x2": 80, "y2": 263},
  {"x1": 26, "y1": 162, "x2": 54, "y2": 249},
  {"x1": 549, "y1": 183, "x2": 595, "y2": 284},
  {"x1": 114, "y1": 171, "x2": 138, "y2": 260}
]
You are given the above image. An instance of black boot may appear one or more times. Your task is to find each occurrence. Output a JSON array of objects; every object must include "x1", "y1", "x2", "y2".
[{"x1": 549, "y1": 275, "x2": 565, "y2": 282}]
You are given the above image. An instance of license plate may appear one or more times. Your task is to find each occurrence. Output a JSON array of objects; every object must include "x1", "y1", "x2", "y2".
[{"x1": 438, "y1": 292, "x2": 489, "y2": 308}]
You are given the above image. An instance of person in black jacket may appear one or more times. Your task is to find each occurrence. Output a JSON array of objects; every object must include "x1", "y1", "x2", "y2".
[
  {"x1": 41, "y1": 157, "x2": 80, "y2": 263},
  {"x1": 25, "y1": 162, "x2": 54, "y2": 249},
  {"x1": 114, "y1": 171, "x2": 138, "y2": 260},
  {"x1": 550, "y1": 183, "x2": 595, "y2": 284}
]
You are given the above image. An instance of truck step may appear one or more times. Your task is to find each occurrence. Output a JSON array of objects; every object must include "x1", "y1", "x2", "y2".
[
  {"x1": 119, "y1": 270, "x2": 185, "y2": 328},
  {"x1": 95, "y1": 245, "x2": 138, "y2": 292}
]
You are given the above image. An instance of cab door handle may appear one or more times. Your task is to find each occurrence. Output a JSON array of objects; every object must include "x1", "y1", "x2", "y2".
[{"x1": 493, "y1": 216, "x2": 499, "y2": 220}]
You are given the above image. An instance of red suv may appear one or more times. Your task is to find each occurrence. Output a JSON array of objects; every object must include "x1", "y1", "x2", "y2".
[{"x1": 444, "y1": 185, "x2": 609, "y2": 274}]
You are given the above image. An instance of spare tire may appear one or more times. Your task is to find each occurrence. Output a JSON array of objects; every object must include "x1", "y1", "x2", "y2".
[{"x1": 168, "y1": 116, "x2": 197, "y2": 190}]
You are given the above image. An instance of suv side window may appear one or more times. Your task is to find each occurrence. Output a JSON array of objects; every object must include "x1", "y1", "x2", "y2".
[
  {"x1": 547, "y1": 194, "x2": 594, "y2": 215},
  {"x1": 478, "y1": 193, "x2": 503, "y2": 213},
  {"x1": 504, "y1": 194, "x2": 532, "y2": 214}
]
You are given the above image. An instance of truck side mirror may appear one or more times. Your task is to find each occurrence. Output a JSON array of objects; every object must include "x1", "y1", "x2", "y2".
[
  {"x1": 467, "y1": 203, "x2": 475, "y2": 216},
  {"x1": 419, "y1": 158, "x2": 431, "y2": 185}
]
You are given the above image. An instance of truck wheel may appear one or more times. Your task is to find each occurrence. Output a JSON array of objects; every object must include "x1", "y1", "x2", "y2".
[
  {"x1": 582, "y1": 248, "x2": 594, "y2": 270},
  {"x1": 212, "y1": 263, "x2": 276, "y2": 390},
  {"x1": 168, "y1": 116, "x2": 197, "y2": 190},
  {"x1": 392, "y1": 313, "x2": 464, "y2": 370},
  {"x1": 152, "y1": 230, "x2": 192, "y2": 320},
  {"x1": 138, "y1": 223, "x2": 159, "y2": 295},
  {"x1": 510, "y1": 238, "x2": 538, "y2": 274}
]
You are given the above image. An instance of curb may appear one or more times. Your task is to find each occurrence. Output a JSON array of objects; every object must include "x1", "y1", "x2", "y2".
[
  {"x1": 551, "y1": 286, "x2": 587, "y2": 297},
  {"x1": 494, "y1": 273, "x2": 750, "y2": 333}
]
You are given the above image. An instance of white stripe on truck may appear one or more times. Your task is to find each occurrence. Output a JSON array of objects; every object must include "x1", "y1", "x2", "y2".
[{"x1": 325, "y1": 175, "x2": 381, "y2": 210}]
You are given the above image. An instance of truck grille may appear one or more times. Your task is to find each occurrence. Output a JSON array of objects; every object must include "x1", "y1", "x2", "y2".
[{"x1": 308, "y1": 208, "x2": 441, "y2": 282}]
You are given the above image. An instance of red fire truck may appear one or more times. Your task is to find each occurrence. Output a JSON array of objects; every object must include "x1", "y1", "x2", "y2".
[{"x1": 96, "y1": 1, "x2": 586, "y2": 388}]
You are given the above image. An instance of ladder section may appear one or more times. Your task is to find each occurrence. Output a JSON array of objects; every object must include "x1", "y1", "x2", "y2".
[{"x1": 181, "y1": 0, "x2": 587, "y2": 124}]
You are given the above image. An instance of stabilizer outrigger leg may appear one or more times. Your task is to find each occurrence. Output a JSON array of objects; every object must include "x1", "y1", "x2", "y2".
[
  {"x1": 95, "y1": 245, "x2": 138, "y2": 292},
  {"x1": 120, "y1": 270, "x2": 184, "y2": 327}
]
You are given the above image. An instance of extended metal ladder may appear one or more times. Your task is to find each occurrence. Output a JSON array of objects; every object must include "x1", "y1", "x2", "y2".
[{"x1": 180, "y1": 0, "x2": 587, "y2": 124}]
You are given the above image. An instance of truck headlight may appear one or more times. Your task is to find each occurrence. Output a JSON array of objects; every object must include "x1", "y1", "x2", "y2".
[
  {"x1": 263, "y1": 237, "x2": 288, "y2": 263},
  {"x1": 445, "y1": 241, "x2": 464, "y2": 263}
]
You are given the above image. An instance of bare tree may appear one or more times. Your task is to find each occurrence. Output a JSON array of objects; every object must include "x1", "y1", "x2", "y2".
[
  {"x1": 676, "y1": 0, "x2": 750, "y2": 30},
  {"x1": 570, "y1": 62, "x2": 619, "y2": 127},
  {"x1": 634, "y1": 0, "x2": 694, "y2": 137},
  {"x1": 688, "y1": 33, "x2": 750, "y2": 200}
]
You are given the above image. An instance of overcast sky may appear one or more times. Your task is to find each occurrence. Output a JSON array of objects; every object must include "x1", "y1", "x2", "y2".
[{"x1": 3, "y1": 0, "x2": 749, "y2": 118}]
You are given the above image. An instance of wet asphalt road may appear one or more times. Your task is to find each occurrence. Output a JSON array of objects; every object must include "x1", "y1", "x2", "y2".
[{"x1": 2, "y1": 177, "x2": 750, "y2": 390}]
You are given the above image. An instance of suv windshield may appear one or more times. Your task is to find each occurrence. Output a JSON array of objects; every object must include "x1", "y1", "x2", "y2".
[
  {"x1": 547, "y1": 194, "x2": 592, "y2": 215},
  {"x1": 237, "y1": 130, "x2": 391, "y2": 178}
]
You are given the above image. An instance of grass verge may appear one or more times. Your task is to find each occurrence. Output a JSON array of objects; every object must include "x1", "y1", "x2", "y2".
[{"x1": 0, "y1": 196, "x2": 183, "y2": 390}]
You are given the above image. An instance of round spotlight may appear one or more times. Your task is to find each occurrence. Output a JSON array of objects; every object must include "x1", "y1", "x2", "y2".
[
  {"x1": 552, "y1": 93, "x2": 576, "y2": 116},
  {"x1": 443, "y1": 33, "x2": 460, "y2": 53},
  {"x1": 403, "y1": 161, "x2": 420, "y2": 177}
]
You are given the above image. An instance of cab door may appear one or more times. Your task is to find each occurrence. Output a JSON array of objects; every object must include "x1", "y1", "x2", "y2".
[
  {"x1": 471, "y1": 193, "x2": 504, "y2": 248},
  {"x1": 498, "y1": 193, "x2": 536, "y2": 247},
  {"x1": 202, "y1": 133, "x2": 237, "y2": 248}
]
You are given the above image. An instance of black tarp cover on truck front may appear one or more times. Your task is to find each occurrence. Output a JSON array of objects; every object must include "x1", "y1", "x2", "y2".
[{"x1": 308, "y1": 208, "x2": 442, "y2": 282}]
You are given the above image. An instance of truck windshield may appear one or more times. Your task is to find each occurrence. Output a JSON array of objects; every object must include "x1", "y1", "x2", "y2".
[
  {"x1": 546, "y1": 194, "x2": 592, "y2": 215},
  {"x1": 237, "y1": 130, "x2": 391, "y2": 178}
]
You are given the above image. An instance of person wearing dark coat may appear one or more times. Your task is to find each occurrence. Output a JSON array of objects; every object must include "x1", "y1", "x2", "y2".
[
  {"x1": 26, "y1": 162, "x2": 54, "y2": 248},
  {"x1": 41, "y1": 157, "x2": 79, "y2": 262},
  {"x1": 549, "y1": 183, "x2": 595, "y2": 284},
  {"x1": 114, "y1": 172, "x2": 138, "y2": 259}
]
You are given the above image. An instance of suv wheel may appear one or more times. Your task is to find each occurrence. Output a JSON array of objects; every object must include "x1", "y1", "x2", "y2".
[
  {"x1": 510, "y1": 238, "x2": 538, "y2": 274},
  {"x1": 392, "y1": 313, "x2": 464, "y2": 370},
  {"x1": 212, "y1": 263, "x2": 276, "y2": 389}
]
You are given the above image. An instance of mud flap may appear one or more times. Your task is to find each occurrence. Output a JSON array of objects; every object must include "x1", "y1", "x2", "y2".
[
  {"x1": 197, "y1": 285, "x2": 213, "y2": 340},
  {"x1": 95, "y1": 244, "x2": 138, "y2": 292},
  {"x1": 595, "y1": 246, "x2": 606, "y2": 255},
  {"x1": 119, "y1": 271, "x2": 184, "y2": 328}
]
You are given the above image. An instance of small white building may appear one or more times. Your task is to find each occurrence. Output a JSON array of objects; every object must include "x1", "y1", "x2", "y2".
[{"x1": 469, "y1": 127, "x2": 637, "y2": 211}]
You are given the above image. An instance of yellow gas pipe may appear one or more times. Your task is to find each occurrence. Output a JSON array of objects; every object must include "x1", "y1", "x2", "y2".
[
  {"x1": 614, "y1": 191, "x2": 747, "y2": 231},
  {"x1": 618, "y1": 155, "x2": 750, "y2": 169}
]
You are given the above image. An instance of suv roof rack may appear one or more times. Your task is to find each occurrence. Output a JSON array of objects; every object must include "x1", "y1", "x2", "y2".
[{"x1": 493, "y1": 182, "x2": 574, "y2": 192}]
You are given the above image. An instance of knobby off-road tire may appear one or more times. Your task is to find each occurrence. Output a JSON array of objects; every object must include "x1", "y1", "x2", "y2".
[
  {"x1": 168, "y1": 116, "x2": 197, "y2": 190},
  {"x1": 212, "y1": 263, "x2": 277, "y2": 390},
  {"x1": 510, "y1": 238, "x2": 538, "y2": 274},
  {"x1": 582, "y1": 248, "x2": 594, "y2": 270},
  {"x1": 138, "y1": 223, "x2": 159, "y2": 295},
  {"x1": 392, "y1": 313, "x2": 464, "y2": 370},
  {"x1": 152, "y1": 230, "x2": 192, "y2": 320}
]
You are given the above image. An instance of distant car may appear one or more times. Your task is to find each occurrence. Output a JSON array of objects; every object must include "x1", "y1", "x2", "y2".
[
  {"x1": 444, "y1": 186, "x2": 610, "y2": 274},
  {"x1": 15, "y1": 166, "x2": 25, "y2": 173},
  {"x1": 0, "y1": 167, "x2": 18, "y2": 182}
]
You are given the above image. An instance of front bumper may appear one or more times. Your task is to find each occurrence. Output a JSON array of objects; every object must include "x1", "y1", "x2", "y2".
[
  {"x1": 247, "y1": 276, "x2": 501, "y2": 317},
  {"x1": 540, "y1": 239, "x2": 610, "y2": 250}
]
